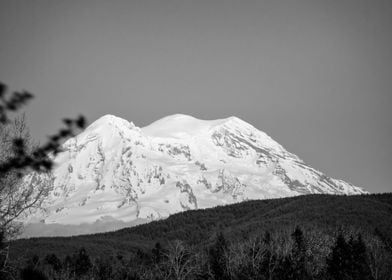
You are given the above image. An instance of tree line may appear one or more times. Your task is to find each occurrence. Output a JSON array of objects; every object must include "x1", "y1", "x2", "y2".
[{"x1": 5, "y1": 226, "x2": 392, "y2": 280}]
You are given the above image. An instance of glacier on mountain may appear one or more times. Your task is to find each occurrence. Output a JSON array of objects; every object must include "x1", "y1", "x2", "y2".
[{"x1": 20, "y1": 114, "x2": 366, "y2": 237}]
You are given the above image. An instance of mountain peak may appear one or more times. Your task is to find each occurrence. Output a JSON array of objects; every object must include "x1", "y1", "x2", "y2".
[
  {"x1": 222, "y1": 115, "x2": 255, "y2": 128},
  {"x1": 89, "y1": 114, "x2": 127, "y2": 125},
  {"x1": 141, "y1": 114, "x2": 250, "y2": 138},
  {"x1": 85, "y1": 114, "x2": 135, "y2": 132}
]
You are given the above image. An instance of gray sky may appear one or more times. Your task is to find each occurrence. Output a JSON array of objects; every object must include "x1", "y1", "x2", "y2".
[{"x1": 0, "y1": 0, "x2": 391, "y2": 193}]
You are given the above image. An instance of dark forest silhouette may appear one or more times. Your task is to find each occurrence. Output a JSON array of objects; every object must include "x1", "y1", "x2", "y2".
[
  {"x1": 13, "y1": 226, "x2": 392, "y2": 280},
  {"x1": 8, "y1": 193, "x2": 392, "y2": 280}
]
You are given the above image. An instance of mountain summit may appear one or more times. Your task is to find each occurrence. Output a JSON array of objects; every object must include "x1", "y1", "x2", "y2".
[{"x1": 22, "y1": 114, "x2": 366, "y2": 237}]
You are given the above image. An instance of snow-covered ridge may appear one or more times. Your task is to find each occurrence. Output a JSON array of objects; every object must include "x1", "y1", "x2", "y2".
[
  {"x1": 143, "y1": 114, "x2": 247, "y2": 138},
  {"x1": 142, "y1": 114, "x2": 227, "y2": 138},
  {"x1": 21, "y1": 114, "x2": 367, "y2": 237}
]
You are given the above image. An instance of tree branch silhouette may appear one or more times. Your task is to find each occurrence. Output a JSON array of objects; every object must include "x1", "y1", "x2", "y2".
[
  {"x1": 0, "y1": 82, "x2": 86, "y2": 177},
  {"x1": 0, "y1": 81, "x2": 86, "y2": 240}
]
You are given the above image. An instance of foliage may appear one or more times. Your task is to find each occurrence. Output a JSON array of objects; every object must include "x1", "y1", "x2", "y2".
[
  {"x1": 0, "y1": 82, "x2": 85, "y2": 176},
  {"x1": 0, "y1": 82, "x2": 85, "y2": 239},
  {"x1": 209, "y1": 232, "x2": 229, "y2": 280},
  {"x1": 326, "y1": 233, "x2": 373, "y2": 280},
  {"x1": 10, "y1": 225, "x2": 392, "y2": 279},
  {"x1": 0, "y1": 81, "x2": 85, "y2": 278}
]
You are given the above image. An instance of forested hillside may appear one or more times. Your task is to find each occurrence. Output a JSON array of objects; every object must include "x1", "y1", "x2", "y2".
[
  {"x1": 10, "y1": 193, "x2": 392, "y2": 258},
  {"x1": 4, "y1": 193, "x2": 392, "y2": 279}
]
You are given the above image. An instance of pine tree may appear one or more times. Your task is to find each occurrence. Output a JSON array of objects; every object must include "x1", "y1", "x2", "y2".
[
  {"x1": 63, "y1": 254, "x2": 74, "y2": 276},
  {"x1": 93, "y1": 257, "x2": 113, "y2": 280},
  {"x1": 74, "y1": 247, "x2": 92, "y2": 277},
  {"x1": 290, "y1": 226, "x2": 309, "y2": 279},
  {"x1": 327, "y1": 233, "x2": 373, "y2": 280},
  {"x1": 259, "y1": 230, "x2": 276, "y2": 280},
  {"x1": 20, "y1": 266, "x2": 48, "y2": 280},
  {"x1": 44, "y1": 253, "x2": 62, "y2": 272},
  {"x1": 327, "y1": 232, "x2": 351, "y2": 279},
  {"x1": 263, "y1": 230, "x2": 271, "y2": 245},
  {"x1": 152, "y1": 242, "x2": 163, "y2": 264},
  {"x1": 275, "y1": 255, "x2": 295, "y2": 280},
  {"x1": 209, "y1": 232, "x2": 229, "y2": 280},
  {"x1": 349, "y1": 234, "x2": 372, "y2": 280}
]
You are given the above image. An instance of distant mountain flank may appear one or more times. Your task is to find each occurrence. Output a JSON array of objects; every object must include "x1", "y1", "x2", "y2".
[{"x1": 21, "y1": 114, "x2": 366, "y2": 237}]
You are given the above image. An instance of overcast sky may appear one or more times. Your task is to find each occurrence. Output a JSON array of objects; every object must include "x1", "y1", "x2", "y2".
[{"x1": 0, "y1": 0, "x2": 391, "y2": 193}]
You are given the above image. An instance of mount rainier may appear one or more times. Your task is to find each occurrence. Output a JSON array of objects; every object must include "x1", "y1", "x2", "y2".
[{"x1": 21, "y1": 114, "x2": 366, "y2": 237}]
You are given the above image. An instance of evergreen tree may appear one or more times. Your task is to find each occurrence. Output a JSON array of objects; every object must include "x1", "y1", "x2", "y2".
[
  {"x1": 93, "y1": 257, "x2": 113, "y2": 280},
  {"x1": 349, "y1": 234, "x2": 372, "y2": 280},
  {"x1": 259, "y1": 230, "x2": 277, "y2": 280},
  {"x1": 327, "y1": 233, "x2": 373, "y2": 280},
  {"x1": 209, "y1": 232, "x2": 229, "y2": 280},
  {"x1": 152, "y1": 242, "x2": 163, "y2": 264},
  {"x1": 135, "y1": 248, "x2": 150, "y2": 265},
  {"x1": 20, "y1": 266, "x2": 48, "y2": 280},
  {"x1": 290, "y1": 226, "x2": 309, "y2": 279},
  {"x1": 327, "y1": 232, "x2": 351, "y2": 279},
  {"x1": 263, "y1": 230, "x2": 271, "y2": 245},
  {"x1": 74, "y1": 247, "x2": 92, "y2": 277},
  {"x1": 44, "y1": 253, "x2": 62, "y2": 272},
  {"x1": 63, "y1": 254, "x2": 74, "y2": 275},
  {"x1": 275, "y1": 255, "x2": 295, "y2": 280},
  {"x1": 26, "y1": 255, "x2": 40, "y2": 268}
]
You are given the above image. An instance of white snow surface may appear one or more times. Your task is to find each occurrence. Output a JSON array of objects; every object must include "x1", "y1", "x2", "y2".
[{"x1": 20, "y1": 114, "x2": 367, "y2": 237}]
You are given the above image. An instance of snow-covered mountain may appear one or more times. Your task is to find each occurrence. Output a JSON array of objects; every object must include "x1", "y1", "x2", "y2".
[{"x1": 21, "y1": 114, "x2": 366, "y2": 237}]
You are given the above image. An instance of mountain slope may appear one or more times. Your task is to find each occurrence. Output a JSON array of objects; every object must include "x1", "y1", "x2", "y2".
[{"x1": 21, "y1": 114, "x2": 366, "y2": 237}]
